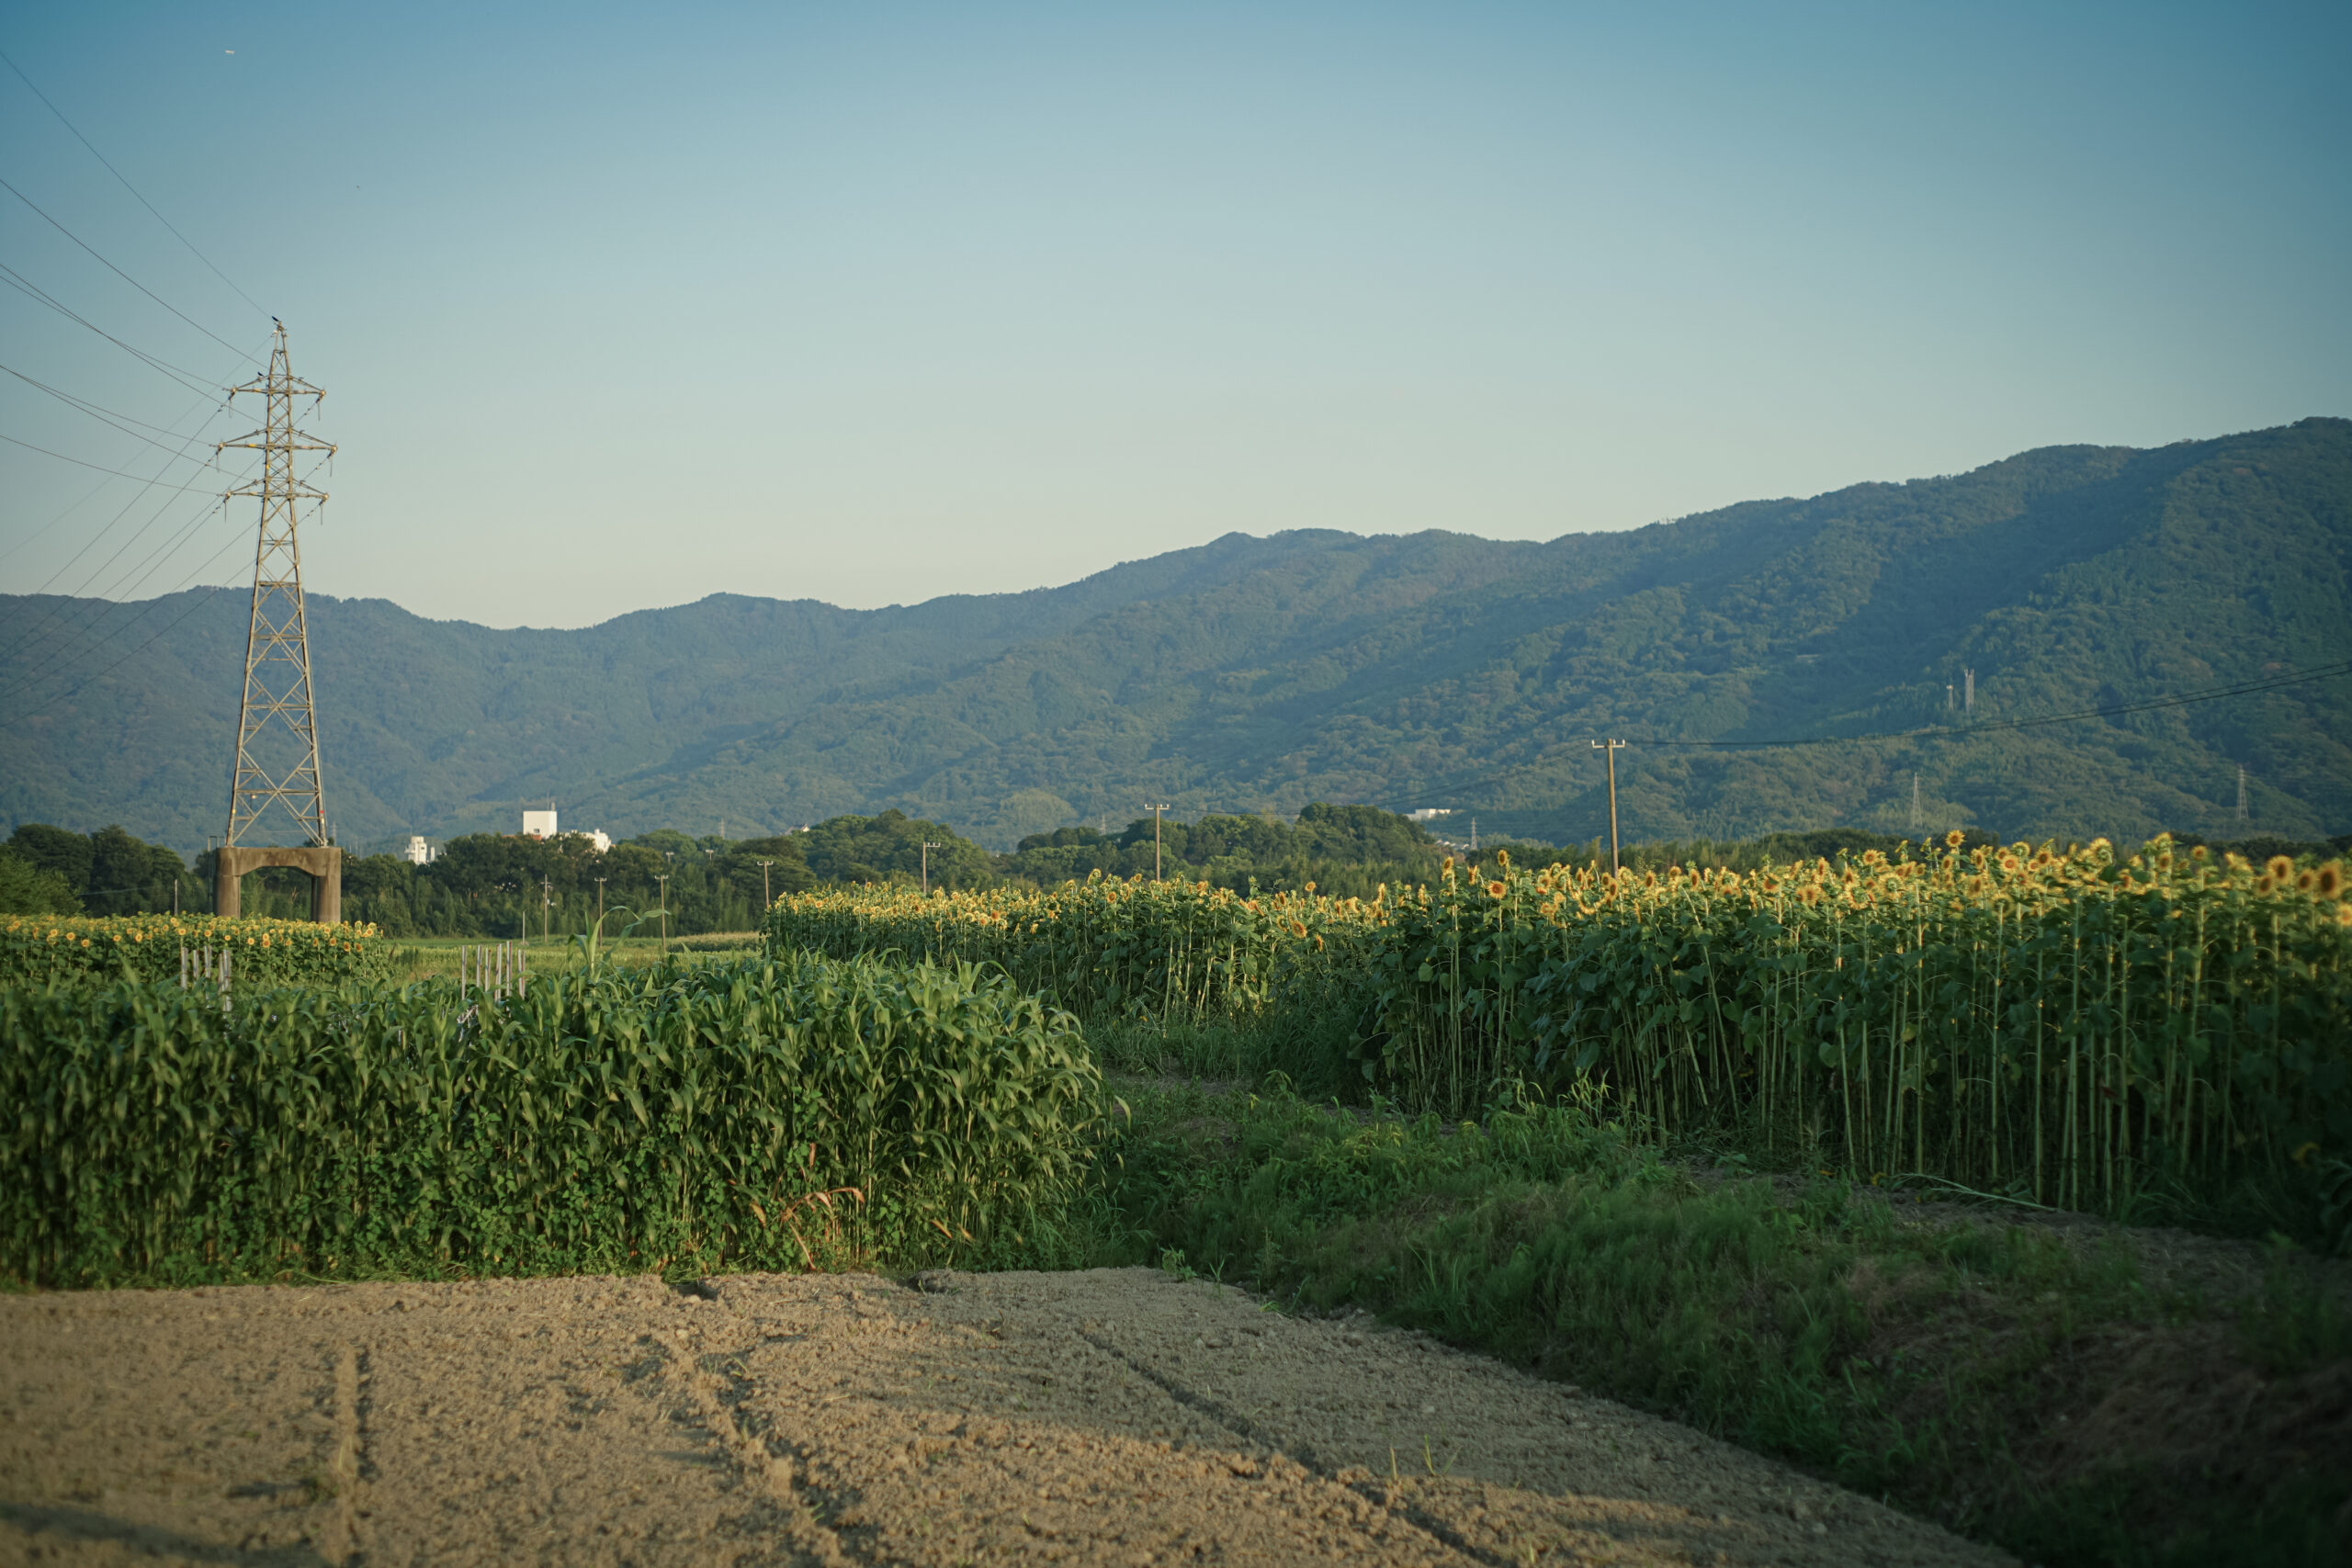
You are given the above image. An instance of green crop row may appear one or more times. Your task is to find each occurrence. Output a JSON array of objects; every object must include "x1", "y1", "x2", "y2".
[
  {"x1": 0, "y1": 950, "x2": 1101, "y2": 1288},
  {"x1": 767, "y1": 837, "x2": 2352, "y2": 1218},
  {"x1": 0, "y1": 912, "x2": 393, "y2": 989}
]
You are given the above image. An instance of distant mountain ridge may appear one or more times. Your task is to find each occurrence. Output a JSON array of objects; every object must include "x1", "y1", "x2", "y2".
[{"x1": 4, "y1": 418, "x2": 2346, "y2": 852}]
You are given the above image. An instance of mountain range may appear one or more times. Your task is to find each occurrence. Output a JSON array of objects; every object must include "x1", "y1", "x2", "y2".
[{"x1": 4, "y1": 418, "x2": 2346, "y2": 854}]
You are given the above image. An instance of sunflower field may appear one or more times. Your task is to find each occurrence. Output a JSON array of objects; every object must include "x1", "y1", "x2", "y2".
[
  {"x1": 768, "y1": 836, "x2": 2352, "y2": 1213},
  {"x1": 0, "y1": 912, "x2": 392, "y2": 989}
]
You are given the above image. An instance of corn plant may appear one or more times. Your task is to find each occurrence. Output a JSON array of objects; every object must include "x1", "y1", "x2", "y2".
[{"x1": 0, "y1": 950, "x2": 1099, "y2": 1287}]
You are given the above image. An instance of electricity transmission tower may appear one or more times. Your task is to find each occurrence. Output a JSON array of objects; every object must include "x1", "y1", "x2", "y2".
[
  {"x1": 220, "y1": 321, "x2": 335, "y2": 850},
  {"x1": 210, "y1": 322, "x2": 342, "y2": 921}
]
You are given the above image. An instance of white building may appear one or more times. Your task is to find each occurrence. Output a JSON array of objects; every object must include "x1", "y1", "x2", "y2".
[
  {"x1": 570, "y1": 829, "x2": 613, "y2": 853},
  {"x1": 522, "y1": 808, "x2": 559, "y2": 840},
  {"x1": 402, "y1": 835, "x2": 436, "y2": 865},
  {"x1": 1405, "y1": 808, "x2": 1453, "y2": 823}
]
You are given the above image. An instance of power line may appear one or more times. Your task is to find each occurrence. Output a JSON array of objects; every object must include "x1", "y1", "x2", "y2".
[
  {"x1": 0, "y1": 430, "x2": 229, "y2": 490},
  {"x1": 0, "y1": 359, "x2": 234, "y2": 466},
  {"x1": 0, "y1": 445, "x2": 311, "y2": 694},
  {"x1": 1, "y1": 577, "x2": 242, "y2": 722},
  {"x1": 0, "y1": 333, "x2": 267, "y2": 579},
  {"x1": 0, "y1": 424, "x2": 260, "y2": 666},
  {"x1": 0, "y1": 264, "x2": 235, "y2": 397},
  {"x1": 0, "y1": 174, "x2": 253, "y2": 357},
  {"x1": 0, "y1": 491, "x2": 232, "y2": 684},
  {"x1": 0, "y1": 47, "x2": 269, "y2": 320},
  {"x1": 0, "y1": 494, "x2": 260, "y2": 711},
  {"x1": 0, "y1": 442, "x2": 330, "y2": 717}
]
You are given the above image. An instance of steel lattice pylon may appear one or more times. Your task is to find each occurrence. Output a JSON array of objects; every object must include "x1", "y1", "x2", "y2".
[{"x1": 219, "y1": 321, "x2": 336, "y2": 848}]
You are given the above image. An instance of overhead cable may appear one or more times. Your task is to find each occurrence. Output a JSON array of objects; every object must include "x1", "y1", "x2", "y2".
[
  {"x1": 0, "y1": 47, "x2": 269, "y2": 319},
  {"x1": 0, "y1": 174, "x2": 253, "y2": 358},
  {"x1": 0, "y1": 430, "x2": 232, "y2": 491},
  {"x1": 0, "y1": 264, "x2": 232, "y2": 397},
  {"x1": 0, "y1": 359, "x2": 232, "y2": 465}
]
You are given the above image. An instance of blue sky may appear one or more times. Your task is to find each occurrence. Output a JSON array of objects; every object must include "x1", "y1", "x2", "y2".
[{"x1": 3, "y1": 1, "x2": 2346, "y2": 628}]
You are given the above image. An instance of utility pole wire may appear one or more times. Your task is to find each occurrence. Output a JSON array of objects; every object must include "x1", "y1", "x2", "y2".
[
  {"x1": 0, "y1": 175, "x2": 253, "y2": 358},
  {"x1": 0, "y1": 47, "x2": 271, "y2": 320}
]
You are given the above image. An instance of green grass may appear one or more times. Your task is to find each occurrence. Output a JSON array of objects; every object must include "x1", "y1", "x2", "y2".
[
  {"x1": 1088, "y1": 1077, "x2": 2352, "y2": 1568},
  {"x1": 386, "y1": 931, "x2": 762, "y2": 983}
]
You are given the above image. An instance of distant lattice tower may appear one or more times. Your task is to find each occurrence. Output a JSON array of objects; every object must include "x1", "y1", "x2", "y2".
[{"x1": 212, "y1": 321, "x2": 344, "y2": 921}]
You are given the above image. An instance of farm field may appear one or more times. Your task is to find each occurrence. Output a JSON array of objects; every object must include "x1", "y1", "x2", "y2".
[
  {"x1": 0, "y1": 1266, "x2": 2006, "y2": 1568},
  {"x1": 4, "y1": 836, "x2": 2346, "y2": 1564}
]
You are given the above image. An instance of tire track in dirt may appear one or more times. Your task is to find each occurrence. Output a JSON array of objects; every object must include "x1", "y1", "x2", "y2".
[{"x1": 0, "y1": 1268, "x2": 2014, "y2": 1566}]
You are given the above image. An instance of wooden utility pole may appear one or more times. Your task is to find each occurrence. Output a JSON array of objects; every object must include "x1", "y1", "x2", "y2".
[
  {"x1": 920, "y1": 841, "x2": 942, "y2": 897},
  {"x1": 1591, "y1": 739, "x2": 1626, "y2": 874},
  {"x1": 540, "y1": 875, "x2": 552, "y2": 943},
  {"x1": 1146, "y1": 805, "x2": 1171, "y2": 880},
  {"x1": 594, "y1": 875, "x2": 606, "y2": 934},
  {"x1": 655, "y1": 874, "x2": 670, "y2": 952},
  {"x1": 758, "y1": 859, "x2": 773, "y2": 908}
]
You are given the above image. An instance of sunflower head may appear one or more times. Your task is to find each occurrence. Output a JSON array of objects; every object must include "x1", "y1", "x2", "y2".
[
  {"x1": 2267, "y1": 855, "x2": 2296, "y2": 883},
  {"x1": 1796, "y1": 885, "x2": 1821, "y2": 907},
  {"x1": 2316, "y1": 863, "x2": 2343, "y2": 899},
  {"x1": 1945, "y1": 829, "x2": 1965, "y2": 850},
  {"x1": 1487, "y1": 881, "x2": 1507, "y2": 898}
]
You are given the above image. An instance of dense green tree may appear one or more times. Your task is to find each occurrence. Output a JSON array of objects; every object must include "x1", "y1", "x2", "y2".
[
  {"x1": 0, "y1": 823, "x2": 195, "y2": 915},
  {"x1": 800, "y1": 810, "x2": 994, "y2": 889},
  {"x1": 6, "y1": 824, "x2": 93, "y2": 894},
  {"x1": 0, "y1": 849, "x2": 78, "y2": 914}
]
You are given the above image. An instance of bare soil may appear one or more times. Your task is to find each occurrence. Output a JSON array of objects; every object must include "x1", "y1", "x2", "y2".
[{"x1": 0, "y1": 1268, "x2": 2011, "y2": 1567}]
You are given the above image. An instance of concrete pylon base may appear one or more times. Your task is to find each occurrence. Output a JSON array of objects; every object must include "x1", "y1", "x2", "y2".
[{"x1": 214, "y1": 845, "x2": 343, "y2": 923}]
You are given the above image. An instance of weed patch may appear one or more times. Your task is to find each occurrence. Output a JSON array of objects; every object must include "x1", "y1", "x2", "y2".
[{"x1": 1094, "y1": 1079, "x2": 2352, "y2": 1567}]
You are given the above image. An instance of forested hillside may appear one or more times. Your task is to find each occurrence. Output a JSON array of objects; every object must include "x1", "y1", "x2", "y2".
[{"x1": 3, "y1": 419, "x2": 2346, "y2": 852}]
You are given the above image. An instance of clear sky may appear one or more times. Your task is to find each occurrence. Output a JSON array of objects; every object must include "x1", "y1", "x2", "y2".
[{"x1": 3, "y1": 1, "x2": 2346, "y2": 630}]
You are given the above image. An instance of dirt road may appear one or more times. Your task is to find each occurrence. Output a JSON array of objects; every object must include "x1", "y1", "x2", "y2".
[{"x1": 0, "y1": 1268, "x2": 2008, "y2": 1567}]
